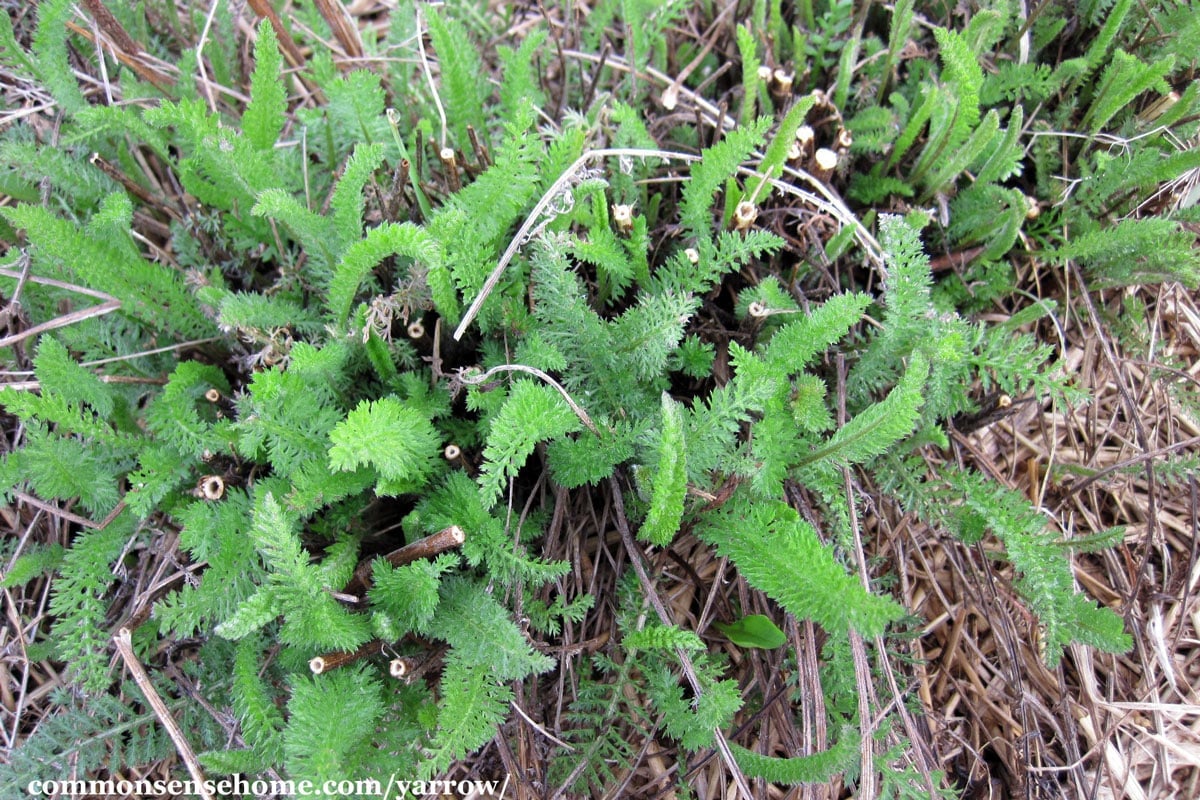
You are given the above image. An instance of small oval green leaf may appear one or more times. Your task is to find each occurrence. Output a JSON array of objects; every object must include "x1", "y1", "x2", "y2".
[{"x1": 714, "y1": 614, "x2": 787, "y2": 649}]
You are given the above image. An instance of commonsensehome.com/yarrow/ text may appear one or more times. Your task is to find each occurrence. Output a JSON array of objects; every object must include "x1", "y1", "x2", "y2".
[{"x1": 25, "y1": 774, "x2": 512, "y2": 798}]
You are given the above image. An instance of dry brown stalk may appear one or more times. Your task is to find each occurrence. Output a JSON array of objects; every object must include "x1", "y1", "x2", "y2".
[
  {"x1": 88, "y1": 153, "x2": 181, "y2": 219},
  {"x1": 244, "y1": 0, "x2": 311, "y2": 72},
  {"x1": 113, "y1": 628, "x2": 215, "y2": 800},
  {"x1": 309, "y1": 640, "x2": 380, "y2": 674},
  {"x1": 0, "y1": 269, "x2": 121, "y2": 350},
  {"x1": 311, "y1": 0, "x2": 364, "y2": 60},
  {"x1": 72, "y1": 1, "x2": 175, "y2": 92},
  {"x1": 346, "y1": 524, "x2": 466, "y2": 593}
]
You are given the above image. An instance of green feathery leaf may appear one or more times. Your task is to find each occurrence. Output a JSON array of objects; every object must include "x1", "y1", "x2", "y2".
[
  {"x1": 639, "y1": 393, "x2": 687, "y2": 546},
  {"x1": 623, "y1": 622, "x2": 705, "y2": 652},
  {"x1": 422, "y1": 654, "x2": 513, "y2": 779},
  {"x1": 423, "y1": 576, "x2": 555, "y2": 681},
  {"x1": 478, "y1": 379, "x2": 582, "y2": 508},
  {"x1": 243, "y1": 20, "x2": 286, "y2": 151},
  {"x1": 328, "y1": 397, "x2": 442, "y2": 495},
  {"x1": 730, "y1": 727, "x2": 859, "y2": 784},
  {"x1": 284, "y1": 666, "x2": 384, "y2": 787},
  {"x1": 698, "y1": 499, "x2": 904, "y2": 637},
  {"x1": 700, "y1": 501, "x2": 902, "y2": 638},
  {"x1": 680, "y1": 117, "x2": 772, "y2": 239}
]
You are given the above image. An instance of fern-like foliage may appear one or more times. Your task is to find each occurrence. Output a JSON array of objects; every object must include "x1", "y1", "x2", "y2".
[
  {"x1": 1047, "y1": 217, "x2": 1200, "y2": 287},
  {"x1": 29, "y1": 0, "x2": 85, "y2": 114},
  {"x1": 0, "y1": 5, "x2": 1164, "y2": 792},
  {"x1": 368, "y1": 555, "x2": 456, "y2": 637},
  {"x1": 476, "y1": 378, "x2": 582, "y2": 508},
  {"x1": 421, "y1": 576, "x2": 554, "y2": 681},
  {"x1": 226, "y1": 635, "x2": 285, "y2": 771},
  {"x1": 761, "y1": 292, "x2": 872, "y2": 373},
  {"x1": 648, "y1": 650, "x2": 742, "y2": 752},
  {"x1": 216, "y1": 493, "x2": 370, "y2": 650},
  {"x1": 417, "y1": 471, "x2": 571, "y2": 585},
  {"x1": 8, "y1": 423, "x2": 124, "y2": 517},
  {"x1": 0, "y1": 679, "x2": 226, "y2": 800},
  {"x1": 931, "y1": 26, "x2": 983, "y2": 133},
  {"x1": 1083, "y1": 49, "x2": 1175, "y2": 133},
  {"x1": 1073, "y1": 146, "x2": 1200, "y2": 218},
  {"x1": 846, "y1": 106, "x2": 900, "y2": 155},
  {"x1": 552, "y1": 650, "x2": 646, "y2": 794},
  {"x1": 0, "y1": 542, "x2": 64, "y2": 589},
  {"x1": 730, "y1": 727, "x2": 859, "y2": 785},
  {"x1": 33, "y1": 336, "x2": 113, "y2": 417},
  {"x1": 798, "y1": 352, "x2": 928, "y2": 479},
  {"x1": 498, "y1": 29, "x2": 548, "y2": 119},
  {"x1": 697, "y1": 498, "x2": 904, "y2": 637},
  {"x1": 235, "y1": 365, "x2": 343, "y2": 478},
  {"x1": 328, "y1": 397, "x2": 442, "y2": 496},
  {"x1": 143, "y1": 362, "x2": 231, "y2": 460},
  {"x1": 429, "y1": 111, "x2": 545, "y2": 327},
  {"x1": 638, "y1": 393, "x2": 687, "y2": 546},
  {"x1": 284, "y1": 665, "x2": 385, "y2": 788},
  {"x1": 0, "y1": 9, "x2": 35, "y2": 80},
  {"x1": 680, "y1": 117, "x2": 772, "y2": 239},
  {"x1": 243, "y1": 20, "x2": 286, "y2": 151},
  {"x1": 155, "y1": 490, "x2": 265, "y2": 637},
  {"x1": 848, "y1": 215, "x2": 935, "y2": 403},
  {"x1": 2, "y1": 200, "x2": 216, "y2": 341},
  {"x1": 980, "y1": 61, "x2": 1060, "y2": 106},
  {"x1": 425, "y1": 8, "x2": 487, "y2": 148},
  {"x1": 529, "y1": 233, "x2": 700, "y2": 421},
  {"x1": 885, "y1": 461, "x2": 1132, "y2": 666},
  {"x1": 421, "y1": 653, "x2": 513, "y2": 780},
  {"x1": 948, "y1": 183, "x2": 1026, "y2": 261},
  {"x1": 47, "y1": 521, "x2": 130, "y2": 693}
]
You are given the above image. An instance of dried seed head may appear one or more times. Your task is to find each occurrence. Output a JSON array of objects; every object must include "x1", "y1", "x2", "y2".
[
  {"x1": 733, "y1": 200, "x2": 758, "y2": 231},
  {"x1": 443, "y1": 444, "x2": 462, "y2": 461},
  {"x1": 612, "y1": 203, "x2": 634, "y2": 234},
  {"x1": 684, "y1": 247, "x2": 700, "y2": 264},
  {"x1": 407, "y1": 320, "x2": 425, "y2": 339},
  {"x1": 204, "y1": 388, "x2": 222, "y2": 403},
  {"x1": 199, "y1": 475, "x2": 225, "y2": 501}
]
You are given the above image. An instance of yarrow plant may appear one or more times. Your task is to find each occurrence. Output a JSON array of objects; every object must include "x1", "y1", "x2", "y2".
[{"x1": 4, "y1": 1, "x2": 1193, "y2": 796}]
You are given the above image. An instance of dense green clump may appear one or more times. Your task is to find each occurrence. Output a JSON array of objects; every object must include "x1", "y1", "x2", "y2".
[{"x1": 7, "y1": 1, "x2": 1191, "y2": 796}]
